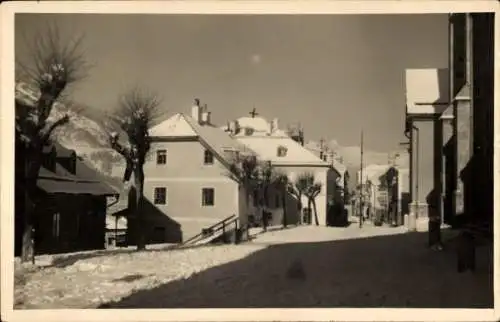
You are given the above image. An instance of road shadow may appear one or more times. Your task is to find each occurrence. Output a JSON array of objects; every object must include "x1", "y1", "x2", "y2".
[{"x1": 99, "y1": 229, "x2": 493, "y2": 309}]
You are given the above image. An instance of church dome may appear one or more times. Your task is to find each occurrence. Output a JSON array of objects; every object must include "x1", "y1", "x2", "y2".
[{"x1": 236, "y1": 116, "x2": 270, "y2": 133}]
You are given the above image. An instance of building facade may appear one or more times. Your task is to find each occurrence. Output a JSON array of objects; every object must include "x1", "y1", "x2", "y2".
[
  {"x1": 229, "y1": 115, "x2": 336, "y2": 226},
  {"x1": 304, "y1": 140, "x2": 348, "y2": 207},
  {"x1": 404, "y1": 13, "x2": 494, "y2": 238},
  {"x1": 135, "y1": 100, "x2": 251, "y2": 242}
]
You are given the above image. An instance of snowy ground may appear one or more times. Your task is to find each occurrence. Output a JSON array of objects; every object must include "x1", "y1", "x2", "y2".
[{"x1": 14, "y1": 222, "x2": 493, "y2": 309}]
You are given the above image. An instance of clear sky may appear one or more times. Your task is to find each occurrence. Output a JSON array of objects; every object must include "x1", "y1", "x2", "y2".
[{"x1": 15, "y1": 13, "x2": 448, "y2": 153}]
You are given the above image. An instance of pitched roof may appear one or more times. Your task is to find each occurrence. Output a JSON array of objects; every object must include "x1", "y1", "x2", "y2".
[
  {"x1": 236, "y1": 135, "x2": 329, "y2": 167},
  {"x1": 37, "y1": 176, "x2": 118, "y2": 195},
  {"x1": 149, "y1": 113, "x2": 255, "y2": 165},
  {"x1": 36, "y1": 142, "x2": 119, "y2": 196},
  {"x1": 149, "y1": 113, "x2": 197, "y2": 137},
  {"x1": 304, "y1": 141, "x2": 347, "y2": 175},
  {"x1": 183, "y1": 114, "x2": 253, "y2": 156}
]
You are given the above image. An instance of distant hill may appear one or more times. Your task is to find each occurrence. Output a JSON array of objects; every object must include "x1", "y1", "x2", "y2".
[{"x1": 16, "y1": 81, "x2": 127, "y2": 183}]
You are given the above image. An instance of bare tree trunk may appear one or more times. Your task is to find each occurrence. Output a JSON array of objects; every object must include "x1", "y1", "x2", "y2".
[
  {"x1": 307, "y1": 198, "x2": 313, "y2": 225},
  {"x1": 21, "y1": 152, "x2": 42, "y2": 263},
  {"x1": 312, "y1": 198, "x2": 319, "y2": 226},
  {"x1": 262, "y1": 186, "x2": 268, "y2": 232},
  {"x1": 297, "y1": 194, "x2": 303, "y2": 225},
  {"x1": 282, "y1": 187, "x2": 287, "y2": 228},
  {"x1": 134, "y1": 166, "x2": 146, "y2": 251}
]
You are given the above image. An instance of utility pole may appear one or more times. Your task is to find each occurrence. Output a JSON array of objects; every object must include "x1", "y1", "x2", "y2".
[{"x1": 359, "y1": 130, "x2": 364, "y2": 228}]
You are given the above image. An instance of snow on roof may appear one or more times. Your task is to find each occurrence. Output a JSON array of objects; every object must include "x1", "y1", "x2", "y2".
[
  {"x1": 236, "y1": 116, "x2": 270, "y2": 132},
  {"x1": 183, "y1": 114, "x2": 254, "y2": 159},
  {"x1": 149, "y1": 113, "x2": 197, "y2": 137},
  {"x1": 405, "y1": 68, "x2": 449, "y2": 115},
  {"x1": 149, "y1": 112, "x2": 254, "y2": 164},
  {"x1": 304, "y1": 141, "x2": 347, "y2": 174},
  {"x1": 236, "y1": 135, "x2": 329, "y2": 166}
]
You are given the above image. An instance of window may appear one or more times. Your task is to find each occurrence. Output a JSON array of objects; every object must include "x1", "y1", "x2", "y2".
[
  {"x1": 202, "y1": 188, "x2": 215, "y2": 206},
  {"x1": 244, "y1": 127, "x2": 254, "y2": 136},
  {"x1": 204, "y1": 149, "x2": 214, "y2": 165},
  {"x1": 154, "y1": 187, "x2": 167, "y2": 205},
  {"x1": 277, "y1": 146, "x2": 288, "y2": 157},
  {"x1": 156, "y1": 150, "x2": 167, "y2": 165}
]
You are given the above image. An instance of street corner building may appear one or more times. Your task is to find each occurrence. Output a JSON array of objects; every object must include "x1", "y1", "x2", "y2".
[
  {"x1": 403, "y1": 13, "x2": 494, "y2": 235},
  {"x1": 14, "y1": 141, "x2": 119, "y2": 256}
]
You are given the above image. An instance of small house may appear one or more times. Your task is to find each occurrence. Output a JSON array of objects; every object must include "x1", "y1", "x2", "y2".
[{"x1": 15, "y1": 141, "x2": 119, "y2": 256}]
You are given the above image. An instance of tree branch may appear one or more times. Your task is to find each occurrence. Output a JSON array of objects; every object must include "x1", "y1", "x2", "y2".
[
  {"x1": 109, "y1": 134, "x2": 132, "y2": 160},
  {"x1": 40, "y1": 114, "x2": 69, "y2": 143}
]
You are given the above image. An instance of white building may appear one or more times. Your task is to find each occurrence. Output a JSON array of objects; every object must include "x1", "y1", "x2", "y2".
[
  {"x1": 304, "y1": 141, "x2": 348, "y2": 205},
  {"x1": 224, "y1": 115, "x2": 337, "y2": 226}
]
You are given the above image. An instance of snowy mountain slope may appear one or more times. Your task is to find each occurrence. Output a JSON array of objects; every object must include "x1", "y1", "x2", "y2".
[{"x1": 16, "y1": 82, "x2": 127, "y2": 181}]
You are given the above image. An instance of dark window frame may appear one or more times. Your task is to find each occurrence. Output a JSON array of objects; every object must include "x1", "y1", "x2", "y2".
[
  {"x1": 156, "y1": 149, "x2": 167, "y2": 165},
  {"x1": 202, "y1": 188, "x2": 215, "y2": 206},
  {"x1": 154, "y1": 187, "x2": 167, "y2": 205},
  {"x1": 204, "y1": 149, "x2": 214, "y2": 165}
]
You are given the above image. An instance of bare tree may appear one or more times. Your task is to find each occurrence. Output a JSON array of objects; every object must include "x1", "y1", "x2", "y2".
[
  {"x1": 227, "y1": 153, "x2": 261, "y2": 228},
  {"x1": 15, "y1": 23, "x2": 90, "y2": 263},
  {"x1": 274, "y1": 173, "x2": 290, "y2": 228},
  {"x1": 259, "y1": 161, "x2": 288, "y2": 231},
  {"x1": 343, "y1": 171, "x2": 350, "y2": 206},
  {"x1": 291, "y1": 172, "x2": 322, "y2": 226},
  {"x1": 303, "y1": 176, "x2": 322, "y2": 226},
  {"x1": 107, "y1": 87, "x2": 163, "y2": 250},
  {"x1": 288, "y1": 172, "x2": 312, "y2": 225}
]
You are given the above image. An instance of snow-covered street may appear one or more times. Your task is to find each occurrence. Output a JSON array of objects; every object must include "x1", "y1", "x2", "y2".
[{"x1": 14, "y1": 224, "x2": 493, "y2": 309}]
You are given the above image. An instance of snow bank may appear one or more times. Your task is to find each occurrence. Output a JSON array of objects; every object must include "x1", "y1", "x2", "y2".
[{"x1": 15, "y1": 243, "x2": 265, "y2": 309}]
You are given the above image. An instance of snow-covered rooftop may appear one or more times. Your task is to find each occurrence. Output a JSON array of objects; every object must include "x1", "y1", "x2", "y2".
[
  {"x1": 149, "y1": 114, "x2": 197, "y2": 137},
  {"x1": 149, "y1": 112, "x2": 254, "y2": 164},
  {"x1": 236, "y1": 116, "x2": 270, "y2": 133},
  {"x1": 236, "y1": 135, "x2": 328, "y2": 166}
]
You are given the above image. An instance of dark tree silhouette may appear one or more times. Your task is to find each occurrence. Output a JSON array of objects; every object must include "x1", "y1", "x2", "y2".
[
  {"x1": 228, "y1": 155, "x2": 285, "y2": 231},
  {"x1": 15, "y1": 23, "x2": 90, "y2": 263},
  {"x1": 301, "y1": 173, "x2": 322, "y2": 226},
  {"x1": 107, "y1": 87, "x2": 163, "y2": 250},
  {"x1": 227, "y1": 153, "x2": 260, "y2": 222},
  {"x1": 260, "y1": 161, "x2": 288, "y2": 230},
  {"x1": 288, "y1": 173, "x2": 312, "y2": 225}
]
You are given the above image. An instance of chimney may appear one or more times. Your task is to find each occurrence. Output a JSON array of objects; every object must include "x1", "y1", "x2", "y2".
[
  {"x1": 271, "y1": 117, "x2": 279, "y2": 131},
  {"x1": 200, "y1": 104, "x2": 210, "y2": 125},
  {"x1": 270, "y1": 118, "x2": 279, "y2": 133},
  {"x1": 234, "y1": 120, "x2": 241, "y2": 134},
  {"x1": 191, "y1": 98, "x2": 201, "y2": 123},
  {"x1": 298, "y1": 129, "x2": 304, "y2": 146}
]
